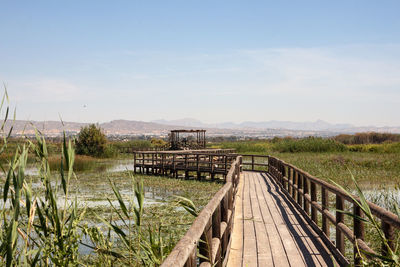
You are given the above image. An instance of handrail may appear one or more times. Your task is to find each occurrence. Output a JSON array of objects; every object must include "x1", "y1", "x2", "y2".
[
  {"x1": 240, "y1": 154, "x2": 269, "y2": 171},
  {"x1": 160, "y1": 153, "x2": 399, "y2": 266},
  {"x1": 267, "y1": 156, "x2": 400, "y2": 265},
  {"x1": 161, "y1": 156, "x2": 242, "y2": 267},
  {"x1": 133, "y1": 151, "x2": 237, "y2": 181}
]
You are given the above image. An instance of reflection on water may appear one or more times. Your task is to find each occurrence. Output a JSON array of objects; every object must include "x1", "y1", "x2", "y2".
[
  {"x1": 23, "y1": 159, "x2": 135, "y2": 175},
  {"x1": 3, "y1": 159, "x2": 180, "y2": 209},
  {"x1": 107, "y1": 160, "x2": 135, "y2": 172}
]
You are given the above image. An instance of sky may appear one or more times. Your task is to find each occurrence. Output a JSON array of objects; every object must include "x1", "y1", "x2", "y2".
[{"x1": 0, "y1": 1, "x2": 400, "y2": 126}]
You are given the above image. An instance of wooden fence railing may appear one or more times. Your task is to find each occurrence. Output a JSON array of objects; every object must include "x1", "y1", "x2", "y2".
[
  {"x1": 133, "y1": 151, "x2": 237, "y2": 180},
  {"x1": 267, "y1": 156, "x2": 400, "y2": 266},
  {"x1": 241, "y1": 154, "x2": 269, "y2": 172},
  {"x1": 118, "y1": 146, "x2": 167, "y2": 153},
  {"x1": 161, "y1": 156, "x2": 242, "y2": 267},
  {"x1": 120, "y1": 147, "x2": 236, "y2": 154}
]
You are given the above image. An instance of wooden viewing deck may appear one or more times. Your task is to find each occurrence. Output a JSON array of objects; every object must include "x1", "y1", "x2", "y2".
[
  {"x1": 228, "y1": 171, "x2": 337, "y2": 267},
  {"x1": 157, "y1": 153, "x2": 400, "y2": 267},
  {"x1": 133, "y1": 150, "x2": 237, "y2": 180}
]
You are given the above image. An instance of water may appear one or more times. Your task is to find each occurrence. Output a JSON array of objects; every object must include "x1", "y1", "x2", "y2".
[{"x1": 360, "y1": 188, "x2": 400, "y2": 211}]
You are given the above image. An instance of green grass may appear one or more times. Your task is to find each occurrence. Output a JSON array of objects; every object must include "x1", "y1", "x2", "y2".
[{"x1": 212, "y1": 139, "x2": 400, "y2": 188}]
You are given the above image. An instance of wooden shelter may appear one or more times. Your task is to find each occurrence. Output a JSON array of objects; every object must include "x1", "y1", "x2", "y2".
[{"x1": 170, "y1": 129, "x2": 206, "y2": 150}]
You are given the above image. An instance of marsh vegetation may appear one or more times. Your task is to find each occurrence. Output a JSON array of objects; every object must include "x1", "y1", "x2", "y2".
[{"x1": 0, "y1": 132, "x2": 221, "y2": 266}]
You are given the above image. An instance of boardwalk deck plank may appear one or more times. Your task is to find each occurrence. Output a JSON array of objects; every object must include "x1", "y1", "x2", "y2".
[
  {"x1": 242, "y1": 171, "x2": 257, "y2": 267},
  {"x1": 227, "y1": 172, "x2": 338, "y2": 267},
  {"x1": 227, "y1": 173, "x2": 244, "y2": 267}
]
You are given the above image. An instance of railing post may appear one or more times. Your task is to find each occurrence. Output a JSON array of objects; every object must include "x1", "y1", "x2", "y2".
[
  {"x1": 161, "y1": 154, "x2": 165, "y2": 175},
  {"x1": 297, "y1": 173, "x2": 303, "y2": 206},
  {"x1": 224, "y1": 156, "x2": 227, "y2": 175},
  {"x1": 142, "y1": 153, "x2": 145, "y2": 173},
  {"x1": 303, "y1": 176, "x2": 309, "y2": 215},
  {"x1": 212, "y1": 205, "x2": 221, "y2": 266},
  {"x1": 336, "y1": 195, "x2": 345, "y2": 254},
  {"x1": 311, "y1": 181, "x2": 317, "y2": 224},
  {"x1": 221, "y1": 195, "x2": 229, "y2": 258},
  {"x1": 322, "y1": 188, "x2": 330, "y2": 238},
  {"x1": 381, "y1": 220, "x2": 395, "y2": 256},
  {"x1": 211, "y1": 156, "x2": 215, "y2": 180},
  {"x1": 282, "y1": 165, "x2": 286, "y2": 190},
  {"x1": 288, "y1": 167, "x2": 292, "y2": 195},
  {"x1": 354, "y1": 205, "x2": 364, "y2": 266},
  {"x1": 133, "y1": 152, "x2": 137, "y2": 174},
  {"x1": 199, "y1": 218, "x2": 213, "y2": 264},
  {"x1": 251, "y1": 155, "x2": 254, "y2": 171},
  {"x1": 151, "y1": 153, "x2": 154, "y2": 174},
  {"x1": 185, "y1": 154, "x2": 189, "y2": 179},
  {"x1": 185, "y1": 248, "x2": 196, "y2": 267},
  {"x1": 172, "y1": 154, "x2": 176, "y2": 177},
  {"x1": 292, "y1": 170, "x2": 297, "y2": 200}
]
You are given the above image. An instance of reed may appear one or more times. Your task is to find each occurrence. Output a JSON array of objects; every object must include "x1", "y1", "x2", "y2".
[{"x1": 331, "y1": 173, "x2": 400, "y2": 266}]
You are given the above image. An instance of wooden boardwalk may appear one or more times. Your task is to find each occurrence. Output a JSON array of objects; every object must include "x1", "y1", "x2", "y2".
[{"x1": 227, "y1": 171, "x2": 337, "y2": 267}]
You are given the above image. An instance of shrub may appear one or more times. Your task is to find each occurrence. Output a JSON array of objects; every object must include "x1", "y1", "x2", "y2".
[
  {"x1": 75, "y1": 124, "x2": 107, "y2": 157},
  {"x1": 150, "y1": 138, "x2": 168, "y2": 149},
  {"x1": 334, "y1": 132, "x2": 400, "y2": 144}
]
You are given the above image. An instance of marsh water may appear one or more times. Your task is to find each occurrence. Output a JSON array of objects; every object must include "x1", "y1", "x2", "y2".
[
  {"x1": 7, "y1": 158, "x2": 223, "y2": 256},
  {"x1": 21, "y1": 158, "x2": 400, "y2": 210}
]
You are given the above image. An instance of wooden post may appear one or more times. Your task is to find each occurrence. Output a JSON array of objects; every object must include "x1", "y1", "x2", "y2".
[
  {"x1": 292, "y1": 171, "x2": 297, "y2": 200},
  {"x1": 142, "y1": 153, "x2": 145, "y2": 174},
  {"x1": 161, "y1": 154, "x2": 165, "y2": 175},
  {"x1": 297, "y1": 173, "x2": 303, "y2": 206},
  {"x1": 199, "y1": 218, "x2": 213, "y2": 264},
  {"x1": 251, "y1": 155, "x2": 254, "y2": 171},
  {"x1": 224, "y1": 156, "x2": 227, "y2": 175},
  {"x1": 382, "y1": 220, "x2": 395, "y2": 256},
  {"x1": 221, "y1": 195, "x2": 228, "y2": 257},
  {"x1": 185, "y1": 248, "x2": 196, "y2": 267},
  {"x1": 151, "y1": 153, "x2": 154, "y2": 174},
  {"x1": 211, "y1": 156, "x2": 215, "y2": 180},
  {"x1": 212, "y1": 205, "x2": 221, "y2": 266},
  {"x1": 303, "y1": 176, "x2": 309, "y2": 215},
  {"x1": 288, "y1": 168, "x2": 292, "y2": 195},
  {"x1": 133, "y1": 152, "x2": 137, "y2": 174},
  {"x1": 173, "y1": 154, "x2": 176, "y2": 172},
  {"x1": 336, "y1": 195, "x2": 345, "y2": 254},
  {"x1": 354, "y1": 205, "x2": 364, "y2": 266},
  {"x1": 311, "y1": 181, "x2": 317, "y2": 224},
  {"x1": 322, "y1": 188, "x2": 330, "y2": 237}
]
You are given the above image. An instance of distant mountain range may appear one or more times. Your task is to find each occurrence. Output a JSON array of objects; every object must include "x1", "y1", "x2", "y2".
[
  {"x1": 1, "y1": 118, "x2": 399, "y2": 138},
  {"x1": 152, "y1": 118, "x2": 394, "y2": 132},
  {"x1": 152, "y1": 118, "x2": 400, "y2": 133}
]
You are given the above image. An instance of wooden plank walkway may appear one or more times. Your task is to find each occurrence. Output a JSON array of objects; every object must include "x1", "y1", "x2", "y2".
[{"x1": 227, "y1": 171, "x2": 338, "y2": 267}]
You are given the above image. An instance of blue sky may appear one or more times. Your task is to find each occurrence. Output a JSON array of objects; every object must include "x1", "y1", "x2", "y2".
[{"x1": 1, "y1": 1, "x2": 400, "y2": 126}]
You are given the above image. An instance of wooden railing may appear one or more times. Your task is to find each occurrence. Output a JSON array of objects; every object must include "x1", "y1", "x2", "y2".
[
  {"x1": 241, "y1": 154, "x2": 269, "y2": 172},
  {"x1": 120, "y1": 147, "x2": 236, "y2": 154},
  {"x1": 161, "y1": 156, "x2": 242, "y2": 267},
  {"x1": 267, "y1": 156, "x2": 400, "y2": 266},
  {"x1": 133, "y1": 151, "x2": 237, "y2": 180},
  {"x1": 118, "y1": 146, "x2": 167, "y2": 153}
]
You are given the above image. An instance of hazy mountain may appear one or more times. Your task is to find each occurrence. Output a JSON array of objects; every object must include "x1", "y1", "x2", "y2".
[
  {"x1": 154, "y1": 118, "x2": 355, "y2": 131},
  {"x1": 152, "y1": 118, "x2": 206, "y2": 128},
  {"x1": 237, "y1": 120, "x2": 354, "y2": 131},
  {"x1": 1, "y1": 118, "x2": 399, "y2": 138},
  {"x1": 1, "y1": 119, "x2": 208, "y2": 136}
]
